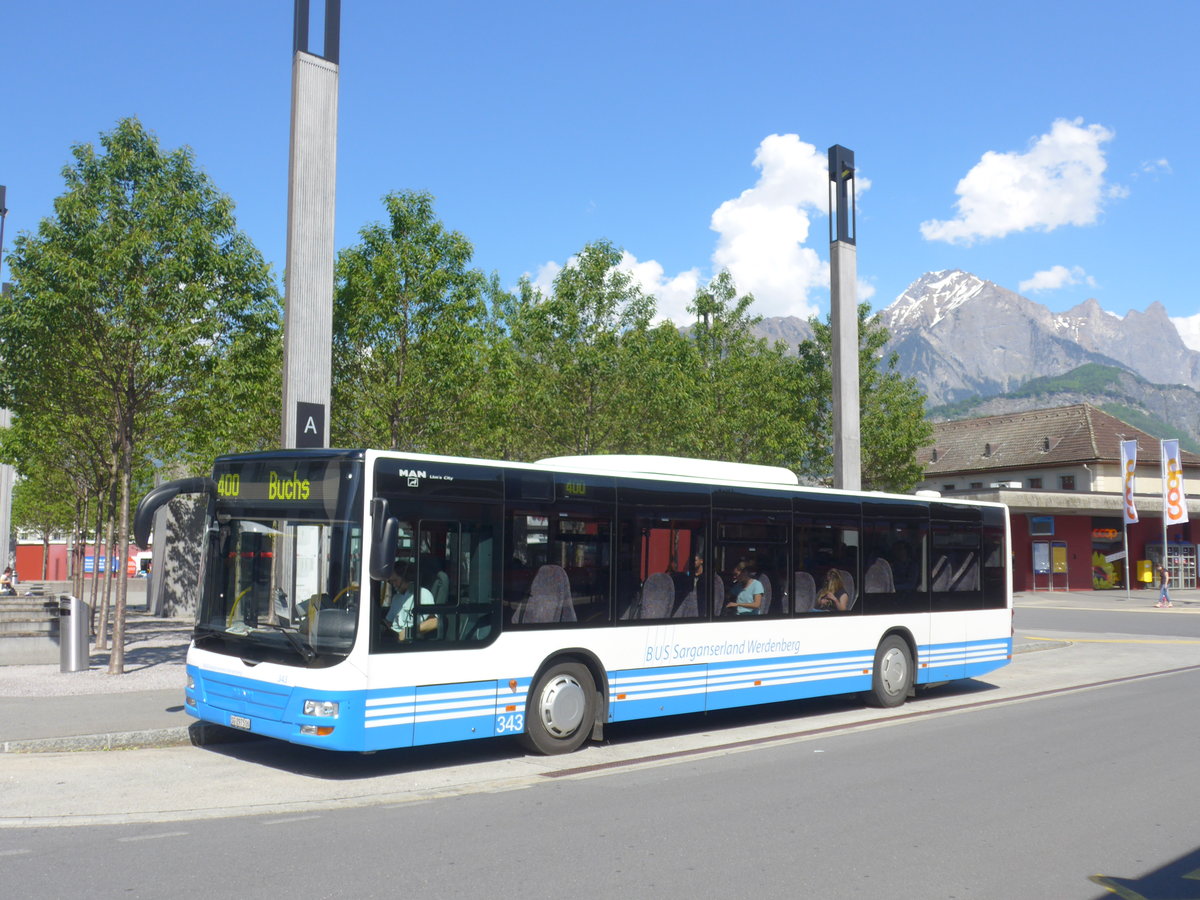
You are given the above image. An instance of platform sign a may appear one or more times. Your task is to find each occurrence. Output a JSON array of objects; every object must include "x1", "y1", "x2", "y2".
[{"x1": 295, "y1": 401, "x2": 326, "y2": 449}]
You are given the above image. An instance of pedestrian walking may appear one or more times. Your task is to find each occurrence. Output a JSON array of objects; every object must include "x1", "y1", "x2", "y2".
[{"x1": 1156, "y1": 564, "x2": 1173, "y2": 608}]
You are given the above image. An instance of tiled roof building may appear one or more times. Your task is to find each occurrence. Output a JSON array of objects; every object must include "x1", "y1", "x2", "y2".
[
  {"x1": 922, "y1": 404, "x2": 1200, "y2": 481},
  {"x1": 918, "y1": 404, "x2": 1200, "y2": 591}
]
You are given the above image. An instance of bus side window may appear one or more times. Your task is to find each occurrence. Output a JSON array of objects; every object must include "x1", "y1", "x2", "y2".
[
  {"x1": 371, "y1": 508, "x2": 501, "y2": 652},
  {"x1": 931, "y1": 513, "x2": 983, "y2": 611},
  {"x1": 508, "y1": 510, "x2": 612, "y2": 628}
]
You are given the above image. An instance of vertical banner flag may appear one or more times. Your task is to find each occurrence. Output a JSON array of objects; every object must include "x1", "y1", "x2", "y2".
[
  {"x1": 1121, "y1": 440, "x2": 1139, "y2": 525},
  {"x1": 1161, "y1": 439, "x2": 1189, "y2": 526}
]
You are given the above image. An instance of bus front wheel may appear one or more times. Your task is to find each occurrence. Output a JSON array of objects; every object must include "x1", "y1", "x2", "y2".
[
  {"x1": 865, "y1": 635, "x2": 912, "y2": 708},
  {"x1": 520, "y1": 662, "x2": 596, "y2": 755}
]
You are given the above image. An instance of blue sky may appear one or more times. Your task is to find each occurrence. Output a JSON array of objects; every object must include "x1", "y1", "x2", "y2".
[{"x1": 4, "y1": 1, "x2": 1198, "y2": 346}]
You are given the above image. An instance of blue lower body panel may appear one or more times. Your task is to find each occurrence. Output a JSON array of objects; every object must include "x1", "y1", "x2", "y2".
[
  {"x1": 187, "y1": 666, "x2": 515, "y2": 752},
  {"x1": 917, "y1": 638, "x2": 1012, "y2": 684},
  {"x1": 186, "y1": 665, "x2": 367, "y2": 751}
]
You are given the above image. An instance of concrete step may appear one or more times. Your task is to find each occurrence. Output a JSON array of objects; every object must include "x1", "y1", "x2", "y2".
[
  {"x1": 0, "y1": 634, "x2": 60, "y2": 665},
  {"x1": 0, "y1": 620, "x2": 56, "y2": 636}
]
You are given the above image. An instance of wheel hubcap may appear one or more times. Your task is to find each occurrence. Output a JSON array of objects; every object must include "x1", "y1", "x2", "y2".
[
  {"x1": 539, "y1": 674, "x2": 585, "y2": 738},
  {"x1": 880, "y1": 647, "x2": 907, "y2": 696}
]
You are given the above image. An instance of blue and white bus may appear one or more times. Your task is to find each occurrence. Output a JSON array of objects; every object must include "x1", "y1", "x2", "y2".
[{"x1": 134, "y1": 450, "x2": 1012, "y2": 754}]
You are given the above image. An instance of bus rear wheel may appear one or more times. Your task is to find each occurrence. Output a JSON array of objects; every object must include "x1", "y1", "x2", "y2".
[
  {"x1": 865, "y1": 635, "x2": 912, "y2": 708},
  {"x1": 520, "y1": 662, "x2": 596, "y2": 755}
]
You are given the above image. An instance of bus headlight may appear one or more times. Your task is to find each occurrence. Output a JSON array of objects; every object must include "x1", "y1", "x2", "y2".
[{"x1": 303, "y1": 699, "x2": 339, "y2": 718}]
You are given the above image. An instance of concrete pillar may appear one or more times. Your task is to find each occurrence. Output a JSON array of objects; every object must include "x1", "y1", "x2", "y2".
[
  {"x1": 281, "y1": 1, "x2": 339, "y2": 449},
  {"x1": 828, "y1": 145, "x2": 861, "y2": 491},
  {"x1": 830, "y1": 240, "x2": 861, "y2": 491}
]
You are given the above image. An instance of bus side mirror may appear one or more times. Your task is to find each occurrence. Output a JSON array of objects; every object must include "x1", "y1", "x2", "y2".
[
  {"x1": 369, "y1": 498, "x2": 399, "y2": 581},
  {"x1": 133, "y1": 477, "x2": 217, "y2": 550}
]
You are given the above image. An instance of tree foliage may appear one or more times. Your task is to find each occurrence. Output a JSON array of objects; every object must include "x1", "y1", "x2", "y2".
[
  {"x1": 796, "y1": 303, "x2": 933, "y2": 491},
  {"x1": 331, "y1": 191, "x2": 500, "y2": 455},
  {"x1": 504, "y1": 241, "x2": 663, "y2": 456},
  {"x1": 0, "y1": 117, "x2": 281, "y2": 670}
]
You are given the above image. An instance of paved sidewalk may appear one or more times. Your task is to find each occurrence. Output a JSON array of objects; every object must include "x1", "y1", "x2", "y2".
[{"x1": 0, "y1": 587, "x2": 1194, "y2": 753}]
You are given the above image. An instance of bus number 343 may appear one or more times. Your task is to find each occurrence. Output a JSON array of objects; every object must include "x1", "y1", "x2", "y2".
[{"x1": 496, "y1": 713, "x2": 524, "y2": 734}]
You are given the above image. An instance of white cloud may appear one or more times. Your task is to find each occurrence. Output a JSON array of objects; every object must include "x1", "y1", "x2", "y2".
[
  {"x1": 1137, "y1": 158, "x2": 1172, "y2": 177},
  {"x1": 920, "y1": 118, "x2": 1118, "y2": 245},
  {"x1": 710, "y1": 133, "x2": 870, "y2": 320},
  {"x1": 1173, "y1": 313, "x2": 1200, "y2": 352},
  {"x1": 527, "y1": 133, "x2": 873, "y2": 325},
  {"x1": 616, "y1": 252, "x2": 701, "y2": 324},
  {"x1": 1018, "y1": 265, "x2": 1097, "y2": 293},
  {"x1": 529, "y1": 260, "x2": 561, "y2": 297}
]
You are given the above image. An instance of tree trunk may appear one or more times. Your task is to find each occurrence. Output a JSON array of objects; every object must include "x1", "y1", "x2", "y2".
[
  {"x1": 91, "y1": 491, "x2": 107, "y2": 649},
  {"x1": 109, "y1": 429, "x2": 134, "y2": 675},
  {"x1": 95, "y1": 450, "x2": 119, "y2": 652}
]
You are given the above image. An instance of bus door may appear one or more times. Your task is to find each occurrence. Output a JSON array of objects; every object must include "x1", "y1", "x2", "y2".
[{"x1": 929, "y1": 508, "x2": 985, "y2": 681}]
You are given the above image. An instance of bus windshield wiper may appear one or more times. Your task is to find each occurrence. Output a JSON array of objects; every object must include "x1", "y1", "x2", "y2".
[{"x1": 254, "y1": 622, "x2": 317, "y2": 662}]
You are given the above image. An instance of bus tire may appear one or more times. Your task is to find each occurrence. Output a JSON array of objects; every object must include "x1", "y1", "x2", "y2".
[
  {"x1": 519, "y1": 662, "x2": 596, "y2": 755},
  {"x1": 865, "y1": 635, "x2": 912, "y2": 708}
]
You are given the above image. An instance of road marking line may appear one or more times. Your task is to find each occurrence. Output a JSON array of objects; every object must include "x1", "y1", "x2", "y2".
[
  {"x1": 1088, "y1": 874, "x2": 1143, "y2": 898},
  {"x1": 262, "y1": 816, "x2": 321, "y2": 825},
  {"x1": 1026, "y1": 635, "x2": 1200, "y2": 645},
  {"x1": 117, "y1": 831, "x2": 189, "y2": 842}
]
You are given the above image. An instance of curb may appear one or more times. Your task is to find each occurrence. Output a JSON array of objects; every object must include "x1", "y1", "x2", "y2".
[
  {"x1": 0, "y1": 722, "x2": 256, "y2": 754},
  {"x1": 1014, "y1": 639, "x2": 1071, "y2": 654}
]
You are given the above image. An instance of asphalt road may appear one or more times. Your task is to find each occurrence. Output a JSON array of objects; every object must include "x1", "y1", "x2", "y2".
[
  {"x1": 7, "y1": 663, "x2": 1199, "y2": 899},
  {"x1": 1018, "y1": 604, "x2": 1200, "y2": 639},
  {"x1": 6, "y1": 605, "x2": 1200, "y2": 900}
]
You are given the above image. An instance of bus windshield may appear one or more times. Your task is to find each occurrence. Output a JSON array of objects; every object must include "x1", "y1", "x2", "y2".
[{"x1": 195, "y1": 455, "x2": 364, "y2": 667}]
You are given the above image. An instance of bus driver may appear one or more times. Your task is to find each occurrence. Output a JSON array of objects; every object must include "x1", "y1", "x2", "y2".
[{"x1": 384, "y1": 565, "x2": 440, "y2": 640}]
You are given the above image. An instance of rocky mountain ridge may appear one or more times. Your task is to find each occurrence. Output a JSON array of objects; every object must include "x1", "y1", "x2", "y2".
[
  {"x1": 749, "y1": 269, "x2": 1199, "y2": 418},
  {"x1": 927, "y1": 363, "x2": 1200, "y2": 450},
  {"x1": 877, "y1": 270, "x2": 1200, "y2": 406}
]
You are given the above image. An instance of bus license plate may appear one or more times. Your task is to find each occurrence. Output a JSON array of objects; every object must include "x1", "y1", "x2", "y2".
[{"x1": 229, "y1": 715, "x2": 251, "y2": 731}]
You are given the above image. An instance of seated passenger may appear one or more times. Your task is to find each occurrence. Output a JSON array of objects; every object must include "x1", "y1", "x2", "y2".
[
  {"x1": 889, "y1": 542, "x2": 918, "y2": 591},
  {"x1": 384, "y1": 565, "x2": 439, "y2": 640},
  {"x1": 421, "y1": 555, "x2": 450, "y2": 605},
  {"x1": 816, "y1": 569, "x2": 851, "y2": 611},
  {"x1": 726, "y1": 564, "x2": 765, "y2": 616}
]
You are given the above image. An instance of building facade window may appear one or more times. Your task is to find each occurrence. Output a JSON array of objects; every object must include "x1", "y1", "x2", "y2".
[
  {"x1": 942, "y1": 484, "x2": 956, "y2": 492},
  {"x1": 1028, "y1": 477, "x2": 1042, "y2": 489},
  {"x1": 1060, "y1": 475, "x2": 1076, "y2": 490},
  {"x1": 969, "y1": 482, "x2": 983, "y2": 490}
]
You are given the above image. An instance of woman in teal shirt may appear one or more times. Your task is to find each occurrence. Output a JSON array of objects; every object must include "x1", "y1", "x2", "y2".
[{"x1": 726, "y1": 564, "x2": 765, "y2": 615}]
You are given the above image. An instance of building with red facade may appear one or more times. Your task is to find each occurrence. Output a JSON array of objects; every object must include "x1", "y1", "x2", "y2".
[{"x1": 919, "y1": 404, "x2": 1200, "y2": 592}]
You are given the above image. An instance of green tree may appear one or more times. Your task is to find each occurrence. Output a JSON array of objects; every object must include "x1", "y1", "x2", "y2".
[
  {"x1": 10, "y1": 469, "x2": 76, "y2": 580},
  {"x1": 0, "y1": 117, "x2": 281, "y2": 672},
  {"x1": 505, "y1": 241, "x2": 661, "y2": 457},
  {"x1": 684, "y1": 271, "x2": 813, "y2": 466},
  {"x1": 331, "y1": 191, "x2": 500, "y2": 455},
  {"x1": 795, "y1": 303, "x2": 932, "y2": 491}
]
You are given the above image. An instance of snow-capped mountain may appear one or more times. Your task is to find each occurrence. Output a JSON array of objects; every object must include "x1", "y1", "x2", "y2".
[{"x1": 877, "y1": 270, "x2": 1200, "y2": 406}]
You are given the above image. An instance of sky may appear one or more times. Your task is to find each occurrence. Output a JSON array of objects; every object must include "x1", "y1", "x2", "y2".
[{"x1": 3, "y1": 1, "x2": 1198, "y2": 348}]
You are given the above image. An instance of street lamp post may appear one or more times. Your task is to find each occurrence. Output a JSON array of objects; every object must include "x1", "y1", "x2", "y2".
[
  {"x1": 827, "y1": 147, "x2": 861, "y2": 491},
  {"x1": 0, "y1": 186, "x2": 13, "y2": 568},
  {"x1": 0, "y1": 186, "x2": 8, "y2": 268}
]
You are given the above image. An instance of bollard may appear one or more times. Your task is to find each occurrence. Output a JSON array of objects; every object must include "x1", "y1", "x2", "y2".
[{"x1": 59, "y1": 594, "x2": 91, "y2": 673}]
